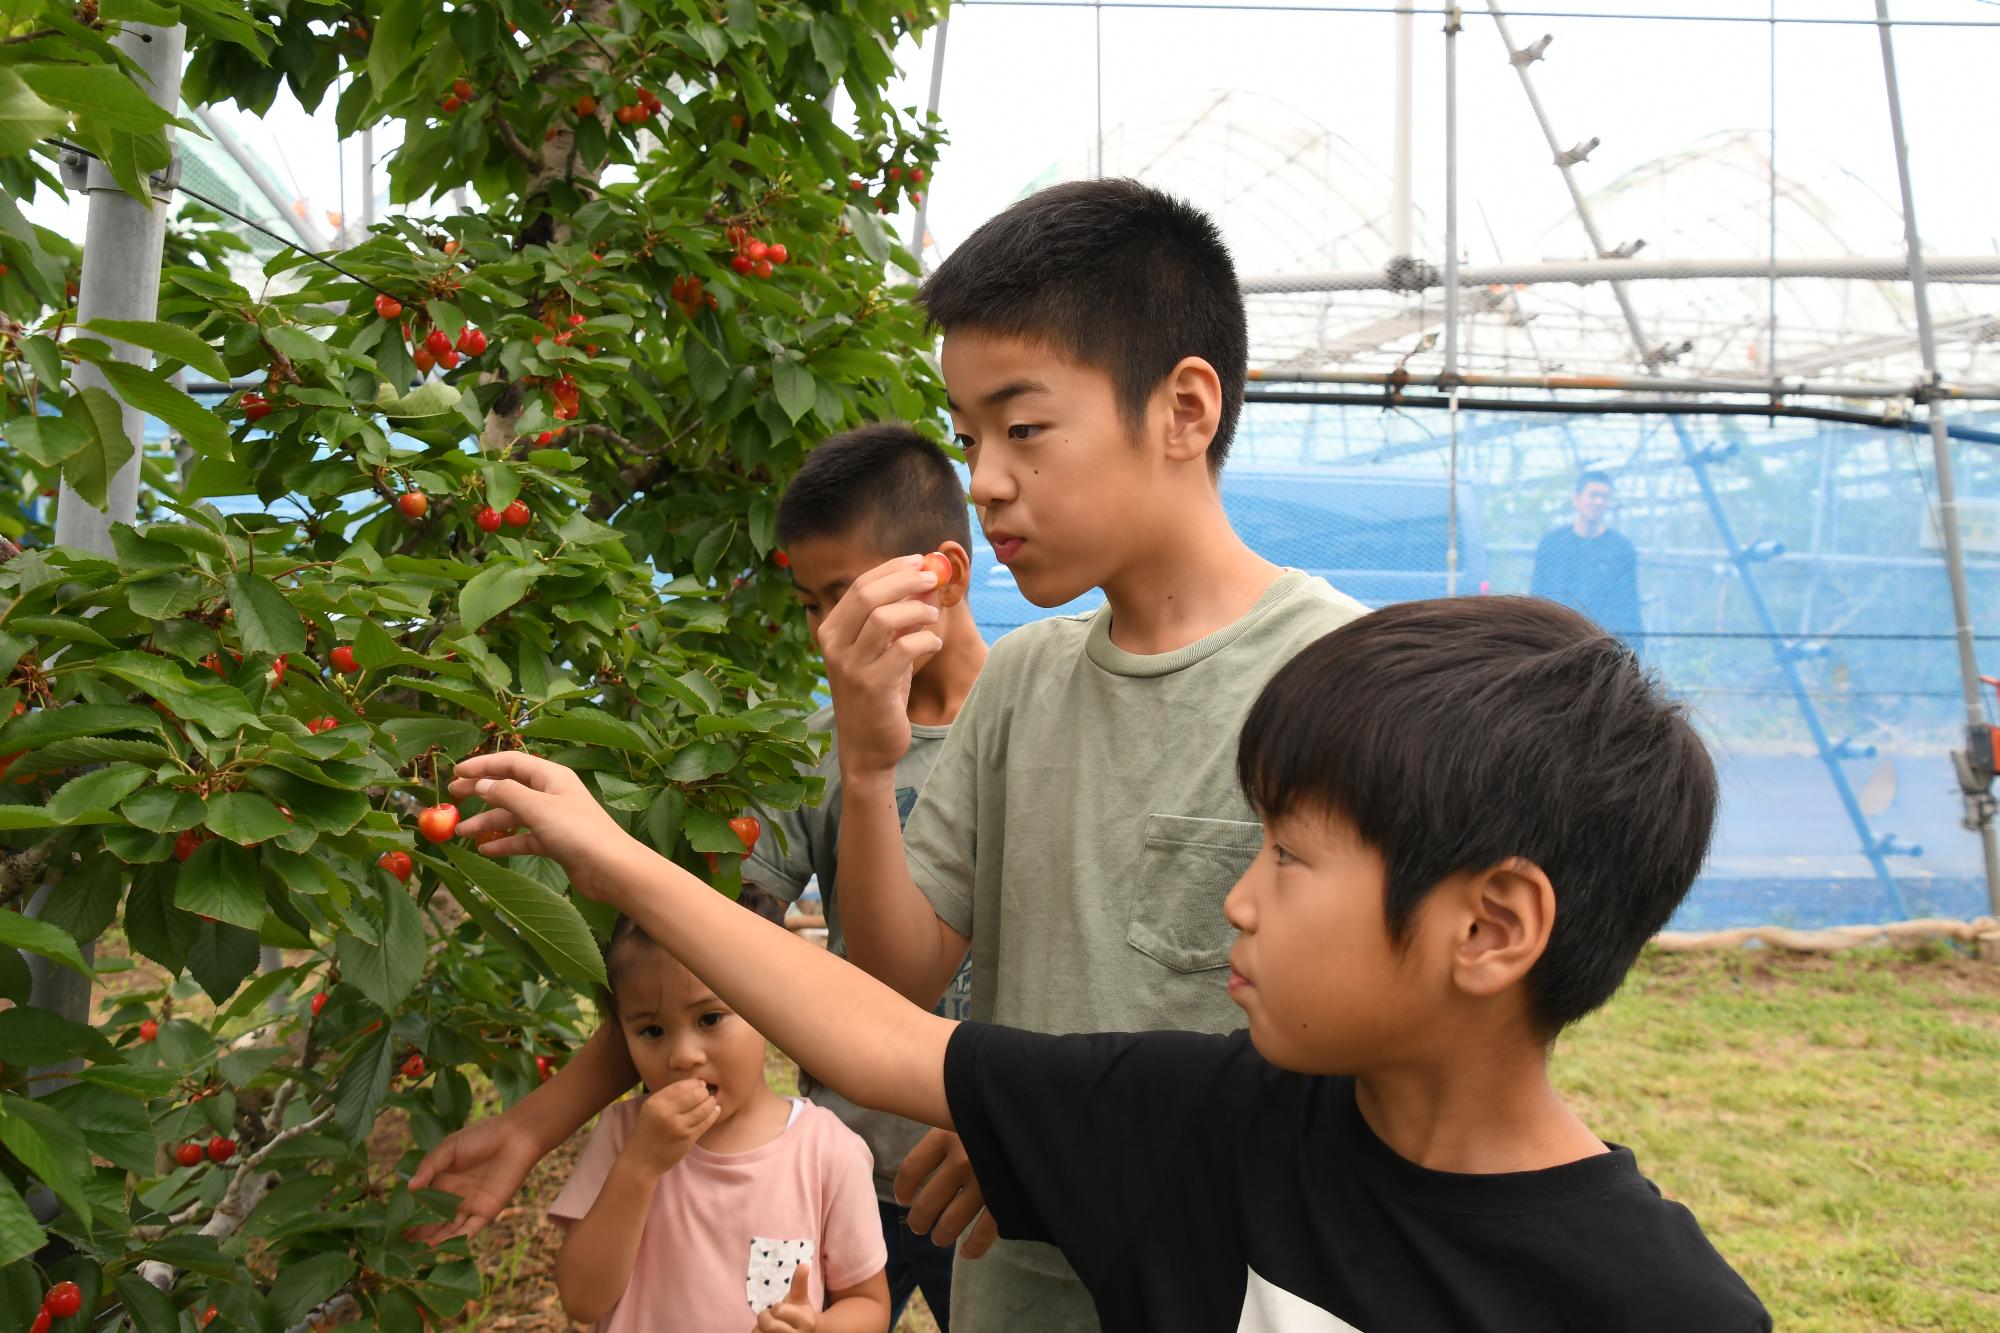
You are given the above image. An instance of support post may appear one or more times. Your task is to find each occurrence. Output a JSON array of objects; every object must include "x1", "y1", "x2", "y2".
[
  {"x1": 911, "y1": 17, "x2": 950, "y2": 273},
  {"x1": 1392, "y1": 1, "x2": 1414, "y2": 257},
  {"x1": 1442, "y1": 6, "x2": 1462, "y2": 596},
  {"x1": 1873, "y1": 0, "x2": 2000, "y2": 914},
  {"x1": 28, "y1": 21, "x2": 186, "y2": 1102}
]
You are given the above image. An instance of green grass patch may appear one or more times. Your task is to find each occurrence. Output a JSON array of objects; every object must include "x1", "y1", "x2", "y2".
[{"x1": 1553, "y1": 948, "x2": 2000, "y2": 1331}]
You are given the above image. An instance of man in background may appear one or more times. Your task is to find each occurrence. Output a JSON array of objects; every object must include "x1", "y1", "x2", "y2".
[{"x1": 1531, "y1": 469, "x2": 1642, "y2": 645}]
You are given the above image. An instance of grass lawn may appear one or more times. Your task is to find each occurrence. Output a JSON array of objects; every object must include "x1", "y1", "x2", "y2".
[{"x1": 1550, "y1": 948, "x2": 2000, "y2": 1332}]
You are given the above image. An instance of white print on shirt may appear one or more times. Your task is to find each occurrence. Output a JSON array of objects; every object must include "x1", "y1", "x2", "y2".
[
  {"x1": 1237, "y1": 1268, "x2": 1362, "y2": 1332},
  {"x1": 745, "y1": 1237, "x2": 814, "y2": 1314}
]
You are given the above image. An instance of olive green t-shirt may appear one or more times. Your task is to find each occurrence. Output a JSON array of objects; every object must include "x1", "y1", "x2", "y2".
[{"x1": 901, "y1": 569, "x2": 1369, "y2": 1333}]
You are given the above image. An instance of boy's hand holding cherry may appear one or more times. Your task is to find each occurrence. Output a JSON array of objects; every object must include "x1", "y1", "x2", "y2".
[
  {"x1": 449, "y1": 753, "x2": 637, "y2": 902},
  {"x1": 753, "y1": 1265, "x2": 818, "y2": 1332},
  {"x1": 629, "y1": 1078, "x2": 721, "y2": 1175},
  {"x1": 814, "y1": 553, "x2": 952, "y2": 777}
]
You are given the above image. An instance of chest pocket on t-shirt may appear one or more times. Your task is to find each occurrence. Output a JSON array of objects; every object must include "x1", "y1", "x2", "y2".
[{"x1": 1126, "y1": 814, "x2": 1263, "y2": 973}]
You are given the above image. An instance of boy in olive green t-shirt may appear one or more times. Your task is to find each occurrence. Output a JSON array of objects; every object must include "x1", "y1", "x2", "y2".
[{"x1": 816, "y1": 179, "x2": 1365, "y2": 1332}]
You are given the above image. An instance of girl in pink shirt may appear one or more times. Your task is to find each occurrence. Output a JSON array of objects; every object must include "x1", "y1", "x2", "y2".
[{"x1": 550, "y1": 917, "x2": 890, "y2": 1332}]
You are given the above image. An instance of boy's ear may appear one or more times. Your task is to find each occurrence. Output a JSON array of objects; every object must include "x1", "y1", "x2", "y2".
[
  {"x1": 1159, "y1": 356, "x2": 1224, "y2": 468},
  {"x1": 934, "y1": 540, "x2": 972, "y2": 609},
  {"x1": 1447, "y1": 858, "x2": 1555, "y2": 1002}
]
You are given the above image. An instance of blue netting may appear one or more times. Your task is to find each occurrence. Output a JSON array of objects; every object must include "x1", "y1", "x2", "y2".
[{"x1": 965, "y1": 403, "x2": 2000, "y2": 930}]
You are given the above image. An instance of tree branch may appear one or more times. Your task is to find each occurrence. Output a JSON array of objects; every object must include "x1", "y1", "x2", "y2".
[
  {"x1": 491, "y1": 116, "x2": 541, "y2": 168},
  {"x1": 0, "y1": 845, "x2": 55, "y2": 910}
]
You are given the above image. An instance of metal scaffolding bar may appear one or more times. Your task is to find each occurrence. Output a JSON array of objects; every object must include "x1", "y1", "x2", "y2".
[
  {"x1": 1873, "y1": 0, "x2": 2000, "y2": 915},
  {"x1": 1249, "y1": 367, "x2": 2000, "y2": 402},
  {"x1": 1242, "y1": 252, "x2": 2000, "y2": 294}
]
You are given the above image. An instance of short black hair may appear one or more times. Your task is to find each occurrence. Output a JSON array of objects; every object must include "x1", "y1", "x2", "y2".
[
  {"x1": 1577, "y1": 470, "x2": 1614, "y2": 492},
  {"x1": 918, "y1": 178, "x2": 1248, "y2": 473},
  {"x1": 601, "y1": 914, "x2": 660, "y2": 1017},
  {"x1": 1236, "y1": 596, "x2": 1716, "y2": 1035},
  {"x1": 776, "y1": 422, "x2": 972, "y2": 556}
]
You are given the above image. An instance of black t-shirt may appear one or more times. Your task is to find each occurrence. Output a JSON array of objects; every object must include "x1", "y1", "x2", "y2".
[{"x1": 944, "y1": 1024, "x2": 1770, "y2": 1333}]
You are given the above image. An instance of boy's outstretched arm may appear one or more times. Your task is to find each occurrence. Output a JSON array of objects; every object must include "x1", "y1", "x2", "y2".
[
  {"x1": 816, "y1": 557, "x2": 972, "y2": 1007},
  {"x1": 407, "y1": 1020, "x2": 639, "y2": 1243},
  {"x1": 449, "y1": 753, "x2": 957, "y2": 1131}
]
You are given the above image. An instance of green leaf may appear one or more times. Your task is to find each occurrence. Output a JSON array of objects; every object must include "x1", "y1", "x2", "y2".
[
  {"x1": 33, "y1": 856, "x2": 123, "y2": 945},
  {"x1": 61, "y1": 386, "x2": 134, "y2": 510},
  {"x1": 520, "y1": 710, "x2": 655, "y2": 754},
  {"x1": 18, "y1": 63, "x2": 173, "y2": 133},
  {"x1": 684, "y1": 337, "x2": 730, "y2": 404},
  {"x1": 266, "y1": 324, "x2": 332, "y2": 365},
  {"x1": 333, "y1": 1025, "x2": 395, "y2": 1142},
  {"x1": 144, "y1": 522, "x2": 232, "y2": 562},
  {"x1": 96, "y1": 653, "x2": 259, "y2": 734},
  {"x1": 441, "y1": 844, "x2": 606, "y2": 988},
  {"x1": 46, "y1": 762, "x2": 150, "y2": 824},
  {"x1": 387, "y1": 675, "x2": 507, "y2": 725},
  {"x1": 0, "y1": 68, "x2": 65, "y2": 158},
  {"x1": 482, "y1": 461, "x2": 519, "y2": 511},
  {"x1": 124, "y1": 874, "x2": 199, "y2": 973},
  {"x1": 0, "y1": 906, "x2": 92, "y2": 978},
  {"x1": 351, "y1": 615, "x2": 403, "y2": 670},
  {"x1": 122, "y1": 785, "x2": 206, "y2": 833},
  {"x1": 0, "y1": 1177, "x2": 46, "y2": 1268},
  {"x1": 82, "y1": 318, "x2": 228, "y2": 380},
  {"x1": 644, "y1": 786, "x2": 685, "y2": 852},
  {"x1": 4, "y1": 614, "x2": 113, "y2": 648},
  {"x1": 664, "y1": 738, "x2": 736, "y2": 782},
  {"x1": 203, "y1": 791, "x2": 293, "y2": 843},
  {"x1": 0, "y1": 1006, "x2": 115, "y2": 1065},
  {"x1": 2, "y1": 412, "x2": 87, "y2": 469},
  {"x1": 96, "y1": 358, "x2": 231, "y2": 456},
  {"x1": 270, "y1": 1251, "x2": 357, "y2": 1324},
  {"x1": 187, "y1": 920, "x2": 261, "y2": 1004},
  {"x1": 460, "y1": 562, "x2": 540, "y2": 632},
  {"x1": 225, "y1": 573, "x2": 308, "y2": 656},
  {"x1": 0, "y1": 1098, "x2": 92, "y2": 1226},
  {"x1": 369, "y1": 0, "x2": 425, "y2": 99},
  {"x1": 773, "y1": 360, "x2": 817, "y2": 424},
  {"x1": 378, "y1": 717, "x2": 481, "y2": 765},
  {"x1": 684, "y1": 807, "x2": 748, "y2": 853},
  {"x1": 335, "y1": 884, "x2": 426, "y2": 1013},
  {"x1": 113, "y1": 1274, "x2": 177, "y2": 1333},
  {"x1": 0, "y1": 806, "x2": 119, "y2": 830},
  {"x1": 0, "y1": 703, "x2": 163, "y2": 752},
  {"x1": 43, "y1": 1083, "x2": 154, "y2": 1176},
  {"x1": 175, "y1": 839, "x2": 264, "y2": 930}
]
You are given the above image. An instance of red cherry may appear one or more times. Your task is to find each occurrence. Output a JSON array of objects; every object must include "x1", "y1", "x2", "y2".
[
  {"x1": 767, "y1": 243, "x2": 789, "y2": 265},
  {"x1": 536, "y1": 430, "x2": 556, "y2": 445},
  {"x1": 413, "y1": 346, "x2": 435, "y2": 373},
  {"x1": 911, "y1": 166, "x2": 927, "y2": 183},
  {"x1": 374, "y1": 294, "x2": 403, "y2": 320},
  {"x1": 43, "y1": 1283, "x2": 82, "y2": 1319},
  {"x1": 138, "y1": 1018, "x2": 160, "y2": 1041},
  {"x1": 417, "y1": 803, "x2": 460, "y2": 843},
  {"x1": 568, "y1": 313, "x2": 586, "y2": 327},
  {"x1": 553, "y1": 331, "x2": 573, "y2": 346},
  {"x1": 329, "y1": 645, "x2": 359, "y2": 674},
  {"x1": 887, "y1": 166, "x2": 903, "y2": 180},
  {"x1": 616, "y1": 103, "x2": 642, "y2": 125},
  {"x1": 745, "y1": 239, "x2": 769, "y2": 262},
  {"x1": 201, "y1": 1307, "x2": 218, "y2": 1327},
  {"x1": 911, "y1": 191, "x2": 924, "y2": 206},
  {"x1": 453, "y1": 77, "x2": 473, "y2": 100},
  {"x1": 438, "y1": 348, "x2": 460, "y2": 370},
  {"x1": 754, "y1": 259, "x2": 773, "y2": 279},
  {"x1": 729, "y1": 815, "x2": 761, "y2": 853},
  {"x1": 502, "y1": 499, "x2": 531, "y2": 528},
  {"x1": 773, "y1": 549, "x2": 790, "y2": 568},
  {"x1": 576, "y1": 93, "x2": 597, "y2": 115},
  {"x1": 919, "y1": 550, "x2": 953, "y2": 587},
  {"x1": 173, "y1": 829, "x2": 204, "y2": 863},
  {"x1": 207, "y1": 1136, "x2": 235, "y2": 1163},
  {"x1": 401, "y1": 1053, "x2": 428, "y2": 1079},
  {"x1": 457, "y1": 326, "x2": 487, "y2": 355},
  {"x1": 311, "y1": 991, "x2": 329, "y2": 1016},
  {"x1": 398, "y1": 490, "x2": 429, "y2": 519},
  {"x1": 475, "y1": 506, "x2": 503, "y2": 533},
  {"x1": 536, "y1": 1053, "x2": 555, "y2": 1081},
  {"x1": 425, "y1": 328, "x2": 452, "y2": 357},
  {"x1": 731, "y1": 254, "x2": 753, "y2": 275},
  {"x1": 440, "y1": 94, "x2": 462, "y2": 113},
  {"x1": 175, "y1": 1141, "x2": 203, "y2": 1167},
  {"x1": 241, "y1": 392, "x2": 271, "y2": 422},
  {"x1": 849, "y1": 178, "x2": 864, "y2": 191},
  {"x1": 379, "y1": 850, "x2": 414, "y2": 881},
  {"x1": 31, "y1": 1309, "x2": 50, "y2": 1333}
]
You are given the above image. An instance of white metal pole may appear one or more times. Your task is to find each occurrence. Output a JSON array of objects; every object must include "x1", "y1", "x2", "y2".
[
  {"x1": 361, "y1": 126, "x2": 376, "y2": 231},
  {"x1": 1442, "y1": 6, "x2": 1461, "y2": 596},
  {"x1": 1392, "y1": 1, "x2": 1414, "y2": 256},
  {"x1": 29, "y1": 20, "x2": 186, "y2": 1098},
  {"x1": 1873, "y1": 0, "x2": 2000, "y2": 913},
  {"x1": 911, "y1": 17, "x2": 950, "y2": 272}
]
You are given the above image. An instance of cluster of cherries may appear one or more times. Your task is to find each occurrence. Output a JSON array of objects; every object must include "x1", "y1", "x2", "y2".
[
  {"x1": 614, "y1": 85, "x2": 664, "y2": 124},
  {"x1": 726, "y1": 227, "x2": 789, "y2": 280},
  {"x1": 850, "y1": 161, "x2": 929, "y2": 213},
  {"x1": 439, "y1": 76, "x2": 475, "y2": 114},
  {"x1": 670, "y1": 273, "x2": 716, "y2": 318},
  {"x1": 172, "y1": 1135, "x2": 237, "y2": 1168},
  {"x1": 27, "y1": 1281, "x2": 83, "y2": 1332}
]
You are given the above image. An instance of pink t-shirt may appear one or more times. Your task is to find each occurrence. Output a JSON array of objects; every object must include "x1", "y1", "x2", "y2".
[{"x1": 549, "y1": 1097, "x2": 887, "y2": 1332}]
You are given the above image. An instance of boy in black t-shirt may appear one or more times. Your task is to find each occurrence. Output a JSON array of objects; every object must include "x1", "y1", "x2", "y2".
[{"x1": 449, "y1": 596, "x2": 1771, "y2": 1332}]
